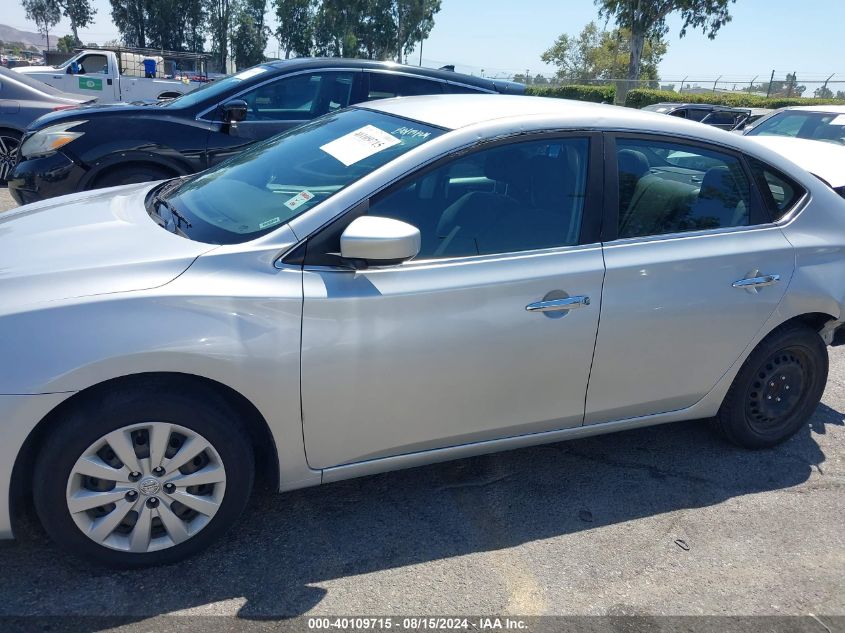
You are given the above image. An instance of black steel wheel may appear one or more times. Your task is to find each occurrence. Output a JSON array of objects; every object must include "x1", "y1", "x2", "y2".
[{"x1": 715, "y1": 322, "x2": 828, "y2": 449}]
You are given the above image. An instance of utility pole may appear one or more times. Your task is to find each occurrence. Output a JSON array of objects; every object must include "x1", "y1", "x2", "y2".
[
  {"x1": 419, "y1": 38, "x2": 423, "y2": 66},
  {"x1": 712, "y1": 75, "x2": 722, "y2": 93},
  {"x1": 766, "y1": 69, "x2": 775, "y2": 98},
  {"x1": 679, "y1": 75, "x2": 687, "y2": 94},
  {"x1": 749, "y1": 75, "x2": 758, "y2": 92}
]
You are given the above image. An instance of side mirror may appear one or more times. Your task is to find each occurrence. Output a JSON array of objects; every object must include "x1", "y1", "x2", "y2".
[
  {"x1": 340, "y1": 216, "x2": 421, "y2": 265},
  {"x1": 222, "y1": 99, "x2": 248, "y2": 124}
]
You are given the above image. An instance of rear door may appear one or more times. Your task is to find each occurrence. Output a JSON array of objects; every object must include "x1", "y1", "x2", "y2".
[{"x1": 586, "y1": 134, "x2": 795, "y2": 424}]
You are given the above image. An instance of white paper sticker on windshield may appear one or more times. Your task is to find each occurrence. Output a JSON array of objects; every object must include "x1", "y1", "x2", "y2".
[
  {"x1": 259, "y1": 217, "x2": 281, "y2": 230},
  {"x1": 284, "y1": 190, "x2": 315, "y2": 211},
  {"x1": 234, "y1": 66, "x2": 268, "y2": 81},
  {"x1": 320, "y1": 125, "x2": 401, "y2": 166},
  {"x1": 830, "y1": 114, "x2": 845, "y2": 125}
]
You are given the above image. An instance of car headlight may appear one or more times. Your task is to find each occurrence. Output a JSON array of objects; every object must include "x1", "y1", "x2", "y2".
[{"x1": 20, "y1": 120, "x2": 86, "y2": 159}]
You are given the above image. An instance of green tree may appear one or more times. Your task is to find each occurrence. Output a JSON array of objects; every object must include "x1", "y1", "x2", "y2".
[
  {"x1": 207, "y1": 0, "x2": 235, "y2": 69},
  {"x1": 542, "y1": 21, "x2": 666, "y2": 84},
  {"x1": 233, "y1": 0, "x2": 269, "y2": 68},
  {"x1": 815, "y1": 85, "x2": 834, "y2": 99},
  {"x1": 393, "y1": 0, "x2": 440, "y2": 63},
  {"x1": 110, "y1": 0, "x2": 147, "y2": 47},
  {"x1": 56, "y1": 0, "x2": 96, "y2": 46},
  {"x1": 22, "y1": 0, "x2": 61, "y2": 50},
  {"x1": 274, "y1": 0, "x2": 313, "y2": 58},
  {"x1": 596, "y1": 0, "x2": 735, "y2": 100},
  {"x1": 57, "y1": 33, "x2": 78, "y2": 52}
]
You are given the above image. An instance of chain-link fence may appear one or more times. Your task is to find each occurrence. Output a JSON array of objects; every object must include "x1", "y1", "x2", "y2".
[{"x1": 421, "y1": 59, "x2": 845, "y2": 99}]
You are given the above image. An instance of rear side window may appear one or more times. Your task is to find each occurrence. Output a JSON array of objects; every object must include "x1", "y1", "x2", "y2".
[
  {"x1": 366, "y1": 72, "x2": 444, "y2": 100},
  {"x1": 747, "y1": 158, "x2": 805, "y2": 220},
  {"x1": 616, "y1": 138, "x2": 753, "y2": 239}
]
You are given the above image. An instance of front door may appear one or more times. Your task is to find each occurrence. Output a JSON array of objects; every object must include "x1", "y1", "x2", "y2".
[
  {"x1": 300, "y1": 134, "x2": 606, "y2": 468},
  {"x1": 586, "y1": 134, "x2": 795, "y2": 424}
]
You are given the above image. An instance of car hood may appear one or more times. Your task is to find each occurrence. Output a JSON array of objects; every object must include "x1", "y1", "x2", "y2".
[
  {"x1": 0, "y1": 182, "x2": 216, "y2": 312},
  {"x1": 30, "y1": 101, "x2": 153, "y2": 130}
]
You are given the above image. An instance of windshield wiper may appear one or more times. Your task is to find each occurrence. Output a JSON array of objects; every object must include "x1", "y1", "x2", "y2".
[{"x1": 155, "y1": 195, "x2": 192, "y2": 229}]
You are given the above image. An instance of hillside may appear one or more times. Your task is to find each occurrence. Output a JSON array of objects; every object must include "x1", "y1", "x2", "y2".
[{"x1": 0, "y1": 23, "x2": 68, "y2": 49}]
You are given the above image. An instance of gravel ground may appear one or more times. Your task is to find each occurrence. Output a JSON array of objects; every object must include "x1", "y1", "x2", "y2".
[
  {"x1": 0, "y1": 187, "x2": 16, "y2": 213},
  {"x1": 0, "y1": 187, "x2": 842, "y2": 625}
]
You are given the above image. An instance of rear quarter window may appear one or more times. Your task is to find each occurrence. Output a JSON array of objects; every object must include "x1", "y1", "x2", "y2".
[{"x1": 747, "y1": 158, "x2": 805, "y2": 221}]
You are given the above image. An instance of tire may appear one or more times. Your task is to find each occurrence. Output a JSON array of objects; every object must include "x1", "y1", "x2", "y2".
[
  {"x1": 33, "y1": 380, "x2": 254, "y2": 568},
  {"x1": 94, "y1": 165, "x2": 173, "y2": 189},
  {"x1": 714, "y1": 323, "x2": 828, "y2": 449},
  {"x1": 0, "y1": 129, "x2": 22, "y2": 186}
]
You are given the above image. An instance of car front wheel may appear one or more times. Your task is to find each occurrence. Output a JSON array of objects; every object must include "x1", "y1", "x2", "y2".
[
  {"x1": 714, "y1": 322, "x2": 828, "y2": 449},
  {"x1": 33, "y1": 382, "x2": 254, "y2": 567}
]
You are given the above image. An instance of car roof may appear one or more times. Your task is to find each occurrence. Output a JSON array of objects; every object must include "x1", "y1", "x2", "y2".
[
  {"x1": 361, "y1": 94, "x2": 738, "y2": 133},
  {"x1": 780, "y1": 105, "x2": 845, "y2": 113},
  {"x1": 264, "y1": 57, "x2": 523, "y2": 93},
  {"x1": 645, "y1": 102, "x2": 748, "y2": 112}
]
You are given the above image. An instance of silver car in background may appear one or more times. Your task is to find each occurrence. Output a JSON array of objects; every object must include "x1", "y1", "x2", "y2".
[
  {"x1": 0, "y1": 66, "x2": 91, "y2": 184},
  {"x1": 1, "y1": 95, "x2": 844, "y2": 567}
]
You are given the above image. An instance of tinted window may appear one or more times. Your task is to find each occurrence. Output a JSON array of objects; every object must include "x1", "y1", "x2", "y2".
[
  {"x1": 702, "y1": 111, "x2": 741, "y2": 126},
  {"x1": 747, "y1": 111, "x2": 845, "y2": 145},
  {"x1": 686, "y1": 109, "x2": 711, "y2": 122},
  {"x1": 160, "y1": 109, "x2": 442, "y2": 244},
  {"x1": 241, "y1": 72, "x2": 354, "y2": 121},
  {"x1": 616, "y1": 138, "x2": 752, "y2": 239},
  {"x1": 366, "y1": 72, "x2": 444, "y2": 100},
  {"x1": 747, "y1": 158, "x2": 804, "y2": 220},
  {"x1": 443, "y1": 82, "x2": 486, "y2": 94},
  {"x1": 367, "y1": 138, "x2": 590, "y2": 258},
  {"x1": 77, "y1": 54, "x2": 108, "y2": 74}
]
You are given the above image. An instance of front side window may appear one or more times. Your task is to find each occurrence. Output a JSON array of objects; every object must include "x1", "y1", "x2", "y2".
[
  {"x1": 366, "y1": 72, "x2": 444, "y2": 100},
  {"x1": 747, "y1": 111, "x2": 845, "y2": 145},
  {"x1": 616, "y1": 138, "x2": 753, "y2": 239},
  {"x1": 77, "y1": 54, "x2": 108, "y2": 74},
  {"x1": 241, "y1": 72, "x2": 354, "y2": 121},
  {"x1": 367, "y1": 137, "x2": 590, "y2": 258},
  {"x1": 155, "y1": 108, "x2": 443, "y2": 244}
]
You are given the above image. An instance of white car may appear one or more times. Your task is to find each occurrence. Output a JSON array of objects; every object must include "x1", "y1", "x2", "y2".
[
  {"x1": 745, "y1": 135, "x2": 845, "y2": 198},
  {"x1": 744, "y1": 105, "x2": 845, "y2": 145},
  {"x1": 1, "y1": 95, "x2": 845, "y2": 567}
]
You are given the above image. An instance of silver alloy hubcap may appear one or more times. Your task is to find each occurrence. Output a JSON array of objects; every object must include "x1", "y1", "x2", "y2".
[
  {"x1": 66, "y1": 422, "x2": 226, "y2": 553},
  {"x1": 0, "y1": 135, "x2": 19, "y2": 182}
]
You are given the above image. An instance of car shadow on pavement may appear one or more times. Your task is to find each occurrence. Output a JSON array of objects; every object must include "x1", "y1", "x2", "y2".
[{"x1": 1, "y1": 404, "x2": 842, "y2": 622}]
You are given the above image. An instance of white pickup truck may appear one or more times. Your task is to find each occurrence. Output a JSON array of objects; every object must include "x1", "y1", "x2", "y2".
[{"x1": 14, "y1": 48, "x2": 210, "y2": 103}]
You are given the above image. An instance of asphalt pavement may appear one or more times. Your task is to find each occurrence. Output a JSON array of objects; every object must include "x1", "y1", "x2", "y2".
[{"x1": 0, "y1": 187, "x2": 842, "y2": 625}]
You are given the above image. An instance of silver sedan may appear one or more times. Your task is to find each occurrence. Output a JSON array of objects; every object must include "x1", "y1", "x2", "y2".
[{"x1": 1, "y1": 94, "x2": 844, "y2": 567}]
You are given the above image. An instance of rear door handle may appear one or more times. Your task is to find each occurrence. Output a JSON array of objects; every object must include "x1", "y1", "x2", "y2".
[
  {"x1": 526, "y1": 295, "x2": 591, "y2": 313},
  {"x1": 732, "y1": 274, "x2": 781, "y2": 290}
]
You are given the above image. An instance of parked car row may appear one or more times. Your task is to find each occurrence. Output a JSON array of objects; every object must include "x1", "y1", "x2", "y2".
[
  {"x1": 7, "y1": 58, "x2": 523, "y2": 204},
  {"x1": 0, "y1": 66, "x2": 93, "y2": 185}
]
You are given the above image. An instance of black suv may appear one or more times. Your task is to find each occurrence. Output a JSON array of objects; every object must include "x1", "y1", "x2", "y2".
[{"x1": 10, "y1": 58, "x2": 523, "y2": 203}]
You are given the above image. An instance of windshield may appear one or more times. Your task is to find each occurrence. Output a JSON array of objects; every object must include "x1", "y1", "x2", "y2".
[
  {"x1": 156, "y1": 108, "x2": 444, "y2": 243},
  {"x1": 746, "y1": 110, "x2": 845, "y2": 145},
  {"x1": 161, "y1": 65, "x2": 273, "y2": 109}
]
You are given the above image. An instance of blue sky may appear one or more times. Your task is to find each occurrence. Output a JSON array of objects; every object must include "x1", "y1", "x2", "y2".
[{"x1": 5, "y1": 0, "x2": 844, "y2": 86}]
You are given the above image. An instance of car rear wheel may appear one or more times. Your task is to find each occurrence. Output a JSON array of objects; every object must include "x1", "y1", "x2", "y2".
[
  {"x1": 33, "y1": 382, "x2": 254, "y2": 567},
  {"x1": 714, "y1": 323, "x2": 828, "y2": 449},
  {"x1": 0, "y1": 130, "x2": 22, "y2": 186},
  {"x1": 94, "y1": 165, "x2": 174, "y2": 189}
]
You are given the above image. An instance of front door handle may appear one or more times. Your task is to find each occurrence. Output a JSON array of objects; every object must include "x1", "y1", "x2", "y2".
[
  {"x1": 732, "y1": 274, "x2": 781, "y2": 291},
  {"x1": 526, "y1": 295, "x2": 591, "y2": 313}
]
